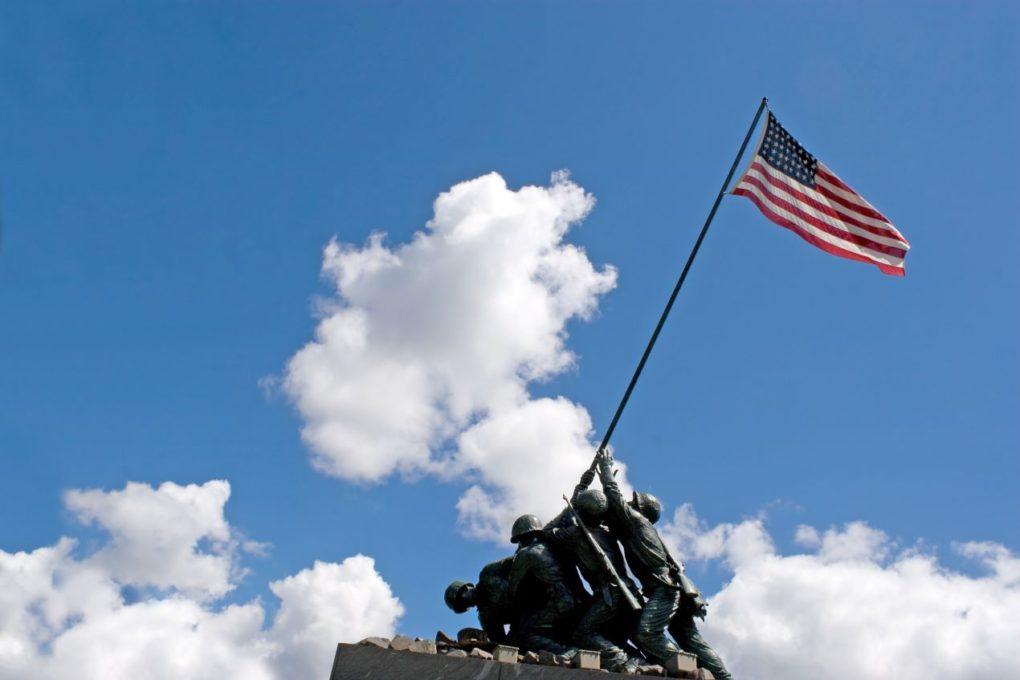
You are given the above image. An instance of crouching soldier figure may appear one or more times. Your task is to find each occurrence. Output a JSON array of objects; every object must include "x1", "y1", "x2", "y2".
[
  {"x1": 444, "y1": 556, "x2": 515, "y2": 644},
  {"x1": 544, "y1": 469, "x2": 644, "y2": 672},
  {"x1": 664, "y1": 545, "x2": 732, "y2": 679},
  {"x1": 508, "y1": 514, "x2": 579, "y2": 657},
  {"x1": 596, "y1": 450, "x2": 732, "y2": 679}
]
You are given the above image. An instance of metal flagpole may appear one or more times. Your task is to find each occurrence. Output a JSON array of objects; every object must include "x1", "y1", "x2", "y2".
[{"x1": 589, "y1": 96, "x2": 768, "y2": 469}]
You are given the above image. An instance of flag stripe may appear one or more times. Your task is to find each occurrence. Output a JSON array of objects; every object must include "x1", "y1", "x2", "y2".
[
  {"x1": 734, "y1": 187, "x2": 905, "y2": 276},
  {"x1": 733, "y1": 180, "x2": 904, "y2": 267},
  {"x1": 817, "y1": 165, "x2": 890, "y2": 214},
  {"x1": 754, "y1": 160, "x2": 906, "y2": 242},
  {"x1": 744, "y1": 162, "x2": 908, "y2": 253},
  {"x1": 816, "y1": 166, "x2": 896, "y2": 227},
  {"x1": 737, "y1": 174, "x2": 906, "y2": 260}
]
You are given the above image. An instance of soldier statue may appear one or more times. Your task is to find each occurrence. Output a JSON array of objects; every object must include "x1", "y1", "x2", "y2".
[
  {"x1": 596, "y1": 449, "x2": 732, "y2": 680},
  {"x1": 507, "y1": 514, "x2": 581, "y2": 657},
  {"x1": 444, "y1": 450, "x2": 734, "y2": 678},
  {"x1": 444, "y1": 556, "x2": 515, "y2": 644},
  {"x1": 543, "y1": 469, "x2": 644, "y2": 672}
]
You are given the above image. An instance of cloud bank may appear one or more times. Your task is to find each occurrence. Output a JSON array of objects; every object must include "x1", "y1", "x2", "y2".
[
  {"x1": 283, "y1": 171, "x2": 620, "y2": 540},
  {"x1": 662, "y1": 505, "x2": 1020, "y2": 680},
  {"x1": 0, "y1": 480, "x2": 402, "y2": 680}
]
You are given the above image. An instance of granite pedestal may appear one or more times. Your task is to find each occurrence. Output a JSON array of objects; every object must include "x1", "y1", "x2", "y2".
[{"x1": 330, "y1": 643, "x2": 611, "y2": 680}]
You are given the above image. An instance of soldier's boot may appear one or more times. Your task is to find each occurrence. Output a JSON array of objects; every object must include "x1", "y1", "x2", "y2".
[
  {"x1": 598, "y1": 647, "x2": 629, "y2": 673},
  {"x1": 519, "y1": 631, "x2": 574, "y2": 658},
  {"x1": 692, "y1": 650, "x2": 730, "y2": 680},
  {"x1": 618, "y1": 657, "x2": 642, "y2": 675},
  {"x1": 669, "y1": 614, "x2": 733, "y2": 680},
  {"x1": 573, "y1": 630, "x2": 628, "y2": 672}
]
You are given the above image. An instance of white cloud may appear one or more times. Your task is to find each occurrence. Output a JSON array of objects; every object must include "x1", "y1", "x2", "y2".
[
  {"x1": 269, "y1": 557, "x2": 405, "y2": 678},
  {"x1": 662, "y1": 506, "x2": 1020, "y2": 680},
  {"x1": 954, "y1": 540, "x2": 1020, "y2": 586},
  {"x1": 40, "y1": 598, "x2": 274, "y2": 680},
  {"x1": 661, "y1": 503, "x2": 774, "y2": 569},
  {"x1": 0, "y1": 480, "x2": 402, "y2": 680},
  {"x1": 453, "y1": 396, "x2": 630, "y2": 541},
  {"x1": 64, "y1": 480, "x2": 237, "y2": 600},
  {"x1": 282, "y1": 171, "x2": 621, "y2": 538}
]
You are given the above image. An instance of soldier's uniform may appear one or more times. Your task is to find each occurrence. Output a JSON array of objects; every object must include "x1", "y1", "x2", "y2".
[
  {"x1": 598, "y1": 453, "x2": 733, "y2": 679},
  {"x1": 508, "y1": 516, "x2": 579, "y2": 656},
  {"x1": 543, "y1": 478, "x2": 597, "y2": 606},
  {"x1": 544, "y1": 472, "x2": 642, "y2": 671},
  {"x1": 444, "y1": 557, "x2": 516, "y2": 644},
  {"x1": 599, "y1": 456, "x2": 681, "y2": 666},
  {"x1": 474, "y1": 557, "x2": 515, "y2": 643}
]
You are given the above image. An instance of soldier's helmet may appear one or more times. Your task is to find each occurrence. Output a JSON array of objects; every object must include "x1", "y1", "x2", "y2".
[
  {"x1": 632, "y1": 491, "x2": 662, "y2": 524},
  {"x1": 575, "y1": 489, "x2": 608, "y2": 522},
  {"x1": 510, "y1": 514, "x2": 544, "y2": 543},
  {"x1": 444, "y1": 580, "x2": 472, "y2": 613}
]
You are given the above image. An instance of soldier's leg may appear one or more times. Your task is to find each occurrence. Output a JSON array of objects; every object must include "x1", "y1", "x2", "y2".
[
  {"x1": 573, "y1": 596, "x2": 629, "y2": 671},
  {"x1": 631, "y1": 585, "x2": 681, "y2": 666},
  {"x1": 669, "y1": 611, "x2": 733, "y2": 680},
  {"x1": 518, "y1": 630, "x2": 574, "y2": 657}
]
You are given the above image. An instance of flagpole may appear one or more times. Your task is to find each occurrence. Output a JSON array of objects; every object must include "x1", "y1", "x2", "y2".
[{"x1": 590, "y1": 96, "x2": 768, "y2": 468}]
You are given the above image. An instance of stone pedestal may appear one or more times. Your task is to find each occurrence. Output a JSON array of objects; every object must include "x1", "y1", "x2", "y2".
[
  {"x1": 330, "y1": 643, "x2": 612, "y2": 679},
  {"x1": 572, "y1": 650, "x2": 600, "y2": 670}
]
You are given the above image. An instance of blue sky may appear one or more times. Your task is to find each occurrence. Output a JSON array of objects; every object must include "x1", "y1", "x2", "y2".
[{"x1": 1, "y1": 0, "x2": 1018, "y2": 659}]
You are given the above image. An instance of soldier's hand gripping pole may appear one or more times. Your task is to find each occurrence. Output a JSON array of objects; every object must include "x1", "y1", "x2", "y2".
[{"x1": 562, "y1": 495, "x2": 642, "y2": 612}]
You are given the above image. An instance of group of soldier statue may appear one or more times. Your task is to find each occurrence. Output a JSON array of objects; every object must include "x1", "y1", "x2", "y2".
[{"x1": 445, "y1": 450, "x2": 732, "y2": 678}]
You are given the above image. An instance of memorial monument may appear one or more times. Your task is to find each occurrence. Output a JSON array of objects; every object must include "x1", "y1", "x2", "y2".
[{"x1": 331, "y1": 97, "x2": 910, "y2": 678}]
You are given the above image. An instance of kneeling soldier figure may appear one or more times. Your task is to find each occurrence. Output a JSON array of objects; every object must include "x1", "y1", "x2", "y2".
[
  {"x1": 508, "y1": 514, "x2": 580, "y2": 657},
  {"x1": 444, "y1": 556, "x2": 515, "y2": 644}
]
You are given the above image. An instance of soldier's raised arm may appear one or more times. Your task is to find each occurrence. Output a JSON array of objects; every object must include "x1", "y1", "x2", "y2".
[
  {"x1": 596, "y1": 450, "x2": 630, "y2": 526},
  {"x1": 546, "y1": 466, "x2": 600, "y2": 531},
  {"x1": 571, "y1": 466, "x2": 596, "y2": 502}
]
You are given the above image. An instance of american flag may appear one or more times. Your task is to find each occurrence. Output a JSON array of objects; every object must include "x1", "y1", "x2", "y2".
[{"x1": 733, "y1": 111, "x2": 910, "y2": 276}]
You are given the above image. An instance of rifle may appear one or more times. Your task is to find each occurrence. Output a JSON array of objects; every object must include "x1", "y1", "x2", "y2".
[
  {"x1": 664, "y1": 549, "x2": 708, "y2": 618},
  {"x1": 562, "y1": 495, "x2": 642, "y2": 612},
  {"x1": 587, "y1": 452, "x2": 707, "y2": 618}
]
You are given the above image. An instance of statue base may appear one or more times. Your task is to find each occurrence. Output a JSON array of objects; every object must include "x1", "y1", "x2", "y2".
[{"x1": 330, "y1": 643, "x2": 611, "y2": 679}]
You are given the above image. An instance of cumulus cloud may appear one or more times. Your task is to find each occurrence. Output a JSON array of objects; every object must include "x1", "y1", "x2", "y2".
[
  {"x1": 269, "y1": 557, "x2": 405, "y2": 678},
  {"x1": 282, "y1": 171, "x2": 621, "y2": 539},
  {"x1": 64, "y1": 480, "x2": 238, "y2": 600},
  {"x1": 661, "y1": 506, "x2": 1020, "y2": 680},
  {"x1": 0, "y1": 480, "x2": 402, "y2": 680}
]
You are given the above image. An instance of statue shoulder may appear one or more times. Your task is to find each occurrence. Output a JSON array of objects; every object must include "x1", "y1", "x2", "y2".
[
  {"x1": 480, "y1": 556, "x2": 513, "y2": 580},
  {"x1": 514, "y1": 541, "x2": 553, "y2": 567}
]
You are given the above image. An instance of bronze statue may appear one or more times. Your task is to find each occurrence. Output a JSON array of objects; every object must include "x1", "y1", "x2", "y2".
[
  {"x1": 595, "y1": 449, "x2": 682, "y2": 666},
  {"x1": 542, "y1": 469, "x2": 644, "y2": 672},
  {"x1": 596, "y1": 450, "x2": 732, "y2": 679},
  {"x1": 444, "y1": 450, "x2": 733, "y2": 678},
  {"x1": 507, "y1": 514, "x2": 580, "y2": 657},
  {"x1": 443, "y1": 556, "x2": 515, "y2": 644}
]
